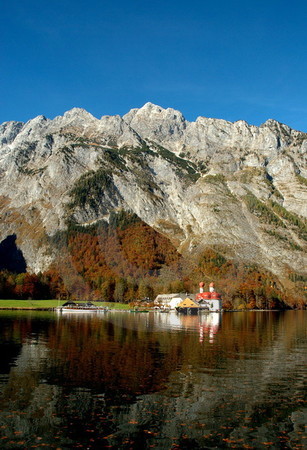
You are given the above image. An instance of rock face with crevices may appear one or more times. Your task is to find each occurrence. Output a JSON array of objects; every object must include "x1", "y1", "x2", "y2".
[{"x1": 0, "y1": 103, "x2": 306, "y2": 288}]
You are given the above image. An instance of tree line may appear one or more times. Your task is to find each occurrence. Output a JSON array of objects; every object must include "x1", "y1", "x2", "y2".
[{"x1": 0, "y1": 211, "x2": 305, "y2": 309}]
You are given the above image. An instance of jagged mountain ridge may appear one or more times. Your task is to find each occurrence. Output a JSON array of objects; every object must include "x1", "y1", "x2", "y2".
[{"x1": 0, "y1": 103, "x2": 306, "y2": 290}]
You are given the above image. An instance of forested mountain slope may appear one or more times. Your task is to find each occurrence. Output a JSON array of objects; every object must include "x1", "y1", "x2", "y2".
[{"x1": 0, "y1": 103, "x2": 306, "y2": 305}]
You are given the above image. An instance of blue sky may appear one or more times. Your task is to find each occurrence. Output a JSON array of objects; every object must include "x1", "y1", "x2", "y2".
[{"x1": 1, "y1": 0, "x2": 307, "y2": 131}]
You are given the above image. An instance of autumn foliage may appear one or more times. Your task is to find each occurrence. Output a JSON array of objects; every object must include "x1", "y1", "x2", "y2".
[{"x1": 0, "y1": 212, "x2": 305, "y2": 308}]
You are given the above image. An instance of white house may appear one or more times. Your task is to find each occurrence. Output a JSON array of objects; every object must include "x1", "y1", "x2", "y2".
[{"x1": 154, "y1": 293, "x2": 195, "y2": 310}]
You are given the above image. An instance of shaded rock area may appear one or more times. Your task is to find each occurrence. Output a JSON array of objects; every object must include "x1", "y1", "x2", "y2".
[{"x1": 0, "y1": 234, "x2": 27, "y2": 273}]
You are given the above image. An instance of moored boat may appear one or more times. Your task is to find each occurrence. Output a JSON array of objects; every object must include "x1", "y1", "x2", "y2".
[{"x1": 56, "y1": 301, "x2": 109, "y2": 313}]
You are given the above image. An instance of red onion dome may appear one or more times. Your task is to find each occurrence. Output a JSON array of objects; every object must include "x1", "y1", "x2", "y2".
[
  {"x1": 199, "y1": 282, "x2": 205, "y2": 287},
  {"x1": 196, "y1": 292, "x2": 212, "y2": 300},
  {"x1": 209, "y1": 282, "x2": 215, "y2": 287}
]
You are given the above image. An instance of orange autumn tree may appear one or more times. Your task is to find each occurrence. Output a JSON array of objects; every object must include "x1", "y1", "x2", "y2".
[{"x1": 54, "y1": 211, "x2": 182, "y2": 301}]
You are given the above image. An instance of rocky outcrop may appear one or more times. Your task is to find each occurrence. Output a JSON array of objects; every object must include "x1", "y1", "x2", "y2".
[{"x1": 0, "y1": 104, "x2": 306, "y2": 285}]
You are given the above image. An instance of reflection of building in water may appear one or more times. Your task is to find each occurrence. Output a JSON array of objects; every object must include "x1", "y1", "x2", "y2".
[
  {"x1": 199, "y1": 313, "x2": 221, "y2": 343},
  {"x1": 154, "y1": 311, "x2": 183, "y2": 329},
  {"x1": 153, "y1": 311, "x2": 222, "y2": 340}
]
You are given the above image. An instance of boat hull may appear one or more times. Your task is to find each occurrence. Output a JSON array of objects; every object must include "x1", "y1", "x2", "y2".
[{"x1": 56, "y1": 307, "x2": 108, "y2": 313}]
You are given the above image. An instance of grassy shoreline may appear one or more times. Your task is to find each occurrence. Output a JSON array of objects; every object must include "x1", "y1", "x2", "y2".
[{"x1": 0, "y1": 300, "x2": 130, "y2": 310}]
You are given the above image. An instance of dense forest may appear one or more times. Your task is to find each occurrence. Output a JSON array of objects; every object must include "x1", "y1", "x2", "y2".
[{"x1": 0, "y1": 211, "x2": 305, "y2": 309}]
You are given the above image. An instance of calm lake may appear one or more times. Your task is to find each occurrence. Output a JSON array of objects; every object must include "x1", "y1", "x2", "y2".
[{"x1": 0, "y1": 310, "x2": 306, "y2": 449}]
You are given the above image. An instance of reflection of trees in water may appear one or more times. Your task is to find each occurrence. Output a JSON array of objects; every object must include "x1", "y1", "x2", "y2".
[
  {"x1": 45, "y1": 314, "x2": 183, "y2": 396},
  {"x1": 96, "y1": 312, "x2": 306, "y2": 448},
  {"x1": 0, "y1": 311, "x2": 305, "y2": 448}
]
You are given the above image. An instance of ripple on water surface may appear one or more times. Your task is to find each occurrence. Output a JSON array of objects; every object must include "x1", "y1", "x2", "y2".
[{"x1": 0, "y1": 310, "x2": 305, "y2": 449}]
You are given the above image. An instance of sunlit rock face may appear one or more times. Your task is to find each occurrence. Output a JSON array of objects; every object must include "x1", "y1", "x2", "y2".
[{"x1": 0, "y1": 104, "x2": 306, "y2": 282}]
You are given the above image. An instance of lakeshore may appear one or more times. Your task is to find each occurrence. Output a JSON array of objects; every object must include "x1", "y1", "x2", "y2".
[{"x1": 0, "y1": 300, "x2": 302, "y2": 312}]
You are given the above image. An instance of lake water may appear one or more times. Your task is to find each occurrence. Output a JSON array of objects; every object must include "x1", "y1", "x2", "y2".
[{"x1": 0, "y1": 310, "x2": 306, "y2": 449}]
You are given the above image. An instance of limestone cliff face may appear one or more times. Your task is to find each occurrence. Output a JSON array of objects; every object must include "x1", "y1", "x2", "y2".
[{"x1": 0, "y1": 104, "x2": 306, "y2": 284}]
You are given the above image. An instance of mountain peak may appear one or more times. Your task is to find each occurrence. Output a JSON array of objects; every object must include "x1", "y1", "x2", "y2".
[
  {"x1": 142, "y1": 102, "x2": 162, "y2": 109},
  {"x1": 139, "y1": 102, "x2": 168, "y2": 113},
  {"x1": 260, "y1": 119, "x2": 293, "y2": 136},
  {"x1": 63, "y1": 108, "x2": 95, "y2": 120}
]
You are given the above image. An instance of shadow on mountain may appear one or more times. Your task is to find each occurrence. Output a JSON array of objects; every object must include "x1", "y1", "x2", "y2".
[{"x1": 0, "y1": 234, "x2": 27, "y2": 273}]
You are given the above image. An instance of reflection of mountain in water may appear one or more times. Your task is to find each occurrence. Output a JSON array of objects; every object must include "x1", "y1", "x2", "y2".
[{"x1": 0, "y1": 311, "x2": 305, "y2": 448}]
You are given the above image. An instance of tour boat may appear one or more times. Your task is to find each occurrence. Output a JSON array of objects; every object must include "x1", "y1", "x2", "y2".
[{"x1": 56, "y1": 301, "x2": 109, "y2": 313}]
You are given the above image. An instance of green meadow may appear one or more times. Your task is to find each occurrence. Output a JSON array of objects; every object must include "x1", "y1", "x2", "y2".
[{"x1": 0, "y1": 300, "x2": 130, "y2": 310}]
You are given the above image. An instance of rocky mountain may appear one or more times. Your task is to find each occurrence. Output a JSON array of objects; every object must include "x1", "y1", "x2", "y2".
[{"x1": 0, "y1": 103, "x2": 306, "y2": 293}]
